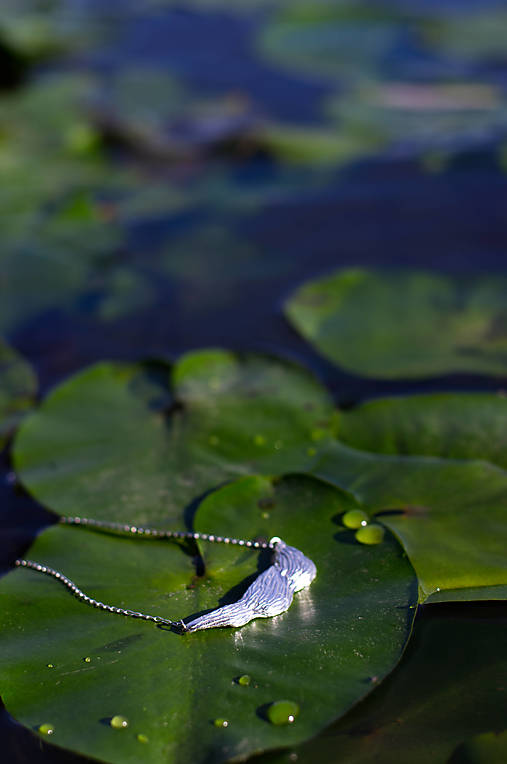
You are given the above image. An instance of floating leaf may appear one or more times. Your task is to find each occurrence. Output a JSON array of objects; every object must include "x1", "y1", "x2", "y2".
[
  {"x1": 285, "y1": 268, "x2": 507, "y2": 378},
  {"x1": 0, "y1": 0, "x2": 105, "y2": 59},
  {"x1": 313, "y1": 441, "x2": 507, "y2": 601},
  {"x1": 423, "y1": 8, "x2": 507, "y2": 61},
  {"x1": 0, "y1": 339, "x2": 37, "y2": 449},
  {"x1": 451, "y1": 730, "x2": 507, "y2": 764},
  {"x1": 259, "y1": 2, "x2": 405, "y2": 84},
  {"x1": 258, "y1": 610, "x2": 507, "y2": 764},
  {"x1": 336, "y1": 392, "x2": 507, "y2": 470},
  {"x1": 13, "y1": 351, "x2": 334, "y2": 525},
  {"x1": 258, "y1": 122, "x2": 383, "y2": 166},
  {"x1": 0, "y1": 474, "x2": 416, "y2": 764},
  {"x1": 326, "y1": 82, "x2": 507, "y2": 158}
]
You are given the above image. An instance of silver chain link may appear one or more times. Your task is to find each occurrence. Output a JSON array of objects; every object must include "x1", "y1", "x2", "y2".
[
  {"x1": 59, "y1": 515, "x2": 273, "y2": 550},
  {"x1": 15, "y1": 558, "x2": 177, "y2": 626},
  {"x1": 15, "y1": 516, "x2": 276, "y2": 629}
]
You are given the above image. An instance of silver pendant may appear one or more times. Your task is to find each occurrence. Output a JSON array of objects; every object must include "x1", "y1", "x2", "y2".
[{"x1": 183, "y1": 537, "x2": 317, "y2": 632}]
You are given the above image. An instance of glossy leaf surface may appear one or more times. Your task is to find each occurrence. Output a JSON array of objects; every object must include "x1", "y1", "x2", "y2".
[
  {"x1": 314, "y1": 441, "x2": 507, "y2": 601},
  {"x1": 285, "y1": 268, "x2": 507, "y2": 378},
  {"x1": 0, "y1": 339, "x2": 37, "y2": 449},
  {"x1": 0, "y1": 475, "x2": 416, "y2": 763},
  {"x1": 258, "y1": 608, "x2": 507, "y2": 764},
  {"x1": 337, "y1": 392, "x2": 507, "y2": 470},
  {"x1": 13, "y1": 351, "x2": 333, "y2": 525}
]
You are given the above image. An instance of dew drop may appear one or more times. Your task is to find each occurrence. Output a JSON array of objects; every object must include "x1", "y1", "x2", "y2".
[
  {"x1": 355, "y1": 524, "x2": 385, "y2": 545},
  {"x1": 342, "y1": 509, "x2": 370, "y2": 529},
  {"x1": 46, "y1": 663, "x2": 54, "y2": 669},
  {"x1": 39, "y1": 723, "x2": 55, "y2": 736},
  {"x1": 83, "y1": 656, "x2": 91, "y2": 663},
  {"x1": 137, "y1": 733, "x2": 149, "y2": 743},
  {"x1": 237, "y1": 674, "x2": 251, "y2": 686},
  {"x1": 261, "y1": 511, "x2": 270, "y2": 520},
  {"x1": 253, "y1": 434, "x2": 266, "y2": 446},
  {"x1": 267, "y1": 700, "x2": 300, "y2": 726},
  {"x1": 110, "y1": 715, "x2": 129, "y2": 729},
  {"x1": 213, "y1": 718, "x2": 229, "y2": 728}
]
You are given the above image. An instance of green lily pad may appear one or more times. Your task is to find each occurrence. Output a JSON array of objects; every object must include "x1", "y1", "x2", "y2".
[
  {"x1": 259, "y1": 122, "x2": 384, "y2": 167},
  {"x1": 258, "y1": 609, "x2": 507, "y2": 764},
  {"x1": 0, "y1": 0, "x2": 103, "y2": 59},
  {"x1": 259, "y1": 2, "x2": 405, "y2": 84},
  {"x1": 451, "y1": 730, "x2": 507, "y2": 764},
  {"x1": 0, "y1": 338, "x2": 37, "y2": 449},
  {"x1": 326, "y1": 81, "x2": 507, "y2": 159},
  {"x1": 0, "y1": 474, "x2": 416, "y2": 764},
  {"x1": 313, "y1": 441, "x2": 507, "y2": 601},
  {"x1": 336, "y1": 392, "x2": 507, "y2": 470},
  {"x1": 422, "y1": 7, "x2": 507, "y2": 61},
  {"x1": 285, "y1": 268, "x2": 507, "y2": 378},
  {"x1": 13, "y1": 351, "x2": 334, "y2": 525}
]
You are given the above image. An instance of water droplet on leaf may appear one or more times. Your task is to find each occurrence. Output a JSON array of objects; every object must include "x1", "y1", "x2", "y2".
[
  {"x1": 267, "y1": 700, "x2": 299, "y2": 725},
  {"x1": 83, "y1": 656, "x2": 91, "y2": 663},
  {"x1": 355, "y1": 524, "x2": 385, "y2": 545},
  {"x1": 253, "y1": 434, "x2": 266, "y2": 446},
  {"x1": 46, "y1": 663, "x2": 54, "y2": 669},
  {"x1": 342, "y1": 509, "x2": 370, "y2": 529},
  {"x1": 213, "y1": 718, "x2": 229, "y2": 728},
  {"x1": 39, "y1": 723, "x2": 55, "y2": 736},
  {"x1": 110, "y1": 715, "x2": 129, "y2": 729},
  {"x1": 237, "y1": 674, "x2": 251, "y2": 686},
  {"x1": 137, "y1": 733, "x2": 149, "y2": 743}
]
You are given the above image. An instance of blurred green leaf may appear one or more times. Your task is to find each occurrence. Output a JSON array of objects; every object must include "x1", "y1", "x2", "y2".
[
  {"x1": 326, "y1": 81, "x2": 507, "y2": 157},
  {"x1": 259, "y1": 1, "x2": 404, "y2": 83},
  {"x1": 336, "y1": 392, "x2": 507, "y2": 470},
  {"x1": 285, "y1": 268, "x2": 507, "y2": 378},
  {"x1": 423, "y1": 8, "x2": 507, "y2": 60},
  {"x1": 450, "y1": 730, "x2": 507, "y2": 764},
  {"x1": 259, "y1": 122, "x2": 383, "y2": 166},
  {"x1": 0, "y1": 338, "x2": 37, "y2": 449}
]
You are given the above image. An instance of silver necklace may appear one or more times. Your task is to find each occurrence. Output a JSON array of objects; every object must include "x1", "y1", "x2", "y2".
[{"x1": 15, "y1": 516, "x2": 317, "y2": 633}]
